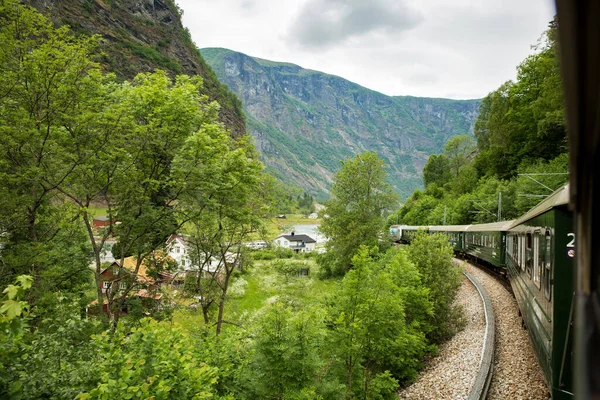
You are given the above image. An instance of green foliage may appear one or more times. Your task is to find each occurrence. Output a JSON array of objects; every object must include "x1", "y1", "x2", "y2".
[
  {"x1": 319, "y1": 152, "x2": 398, "y2": 276},
  {"x1": 0, "y1": 276, "x2": 32, "y2": 330},
  {"x1": 247, "y1": 300, "x2": 326, "y2": 399},
  {"x1": 12, "y1": 295, "x2": 103, "y2": 399},
  {"x1": 0, "y1": 0, "x2": 100, "y2": 295},
  {"x1": 326, "y1": 246, "x2": 429, "y2": 397},
  {"x1": 444, "y1": 135, "x2": 476, "y2": 179},
  {"x1": 422, "y1": 154, "x2": 452, "y2": 188},
  {"x1": 394, "y1": 20, "x2": 568, "y2": 227},
  {"x1": 0, "y1": 275, "x2": 32, "y2": 399},
  {"x1": 79, "y1": 319, "x2": 218, "y2": 399},
  {"x1": 273, "y1": 260, "x2": 310, "y2": 281},
  {"x1": 252, "y1": 248, "x2": 295, "y2": 260},
  {"x1": 407, "y1": 232, "x2": 463, "y2": 343},
  {"x1": 297, "y1": 191, "x2": 315, "y2": 215},
  {"x1": 474, "y1": 19, "x2": 566, "y2": 180}
]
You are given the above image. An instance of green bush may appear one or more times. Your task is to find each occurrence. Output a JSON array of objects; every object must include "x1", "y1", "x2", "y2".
[{"x1": 407, "y1": 231, "x2": 463, "y2": 343}]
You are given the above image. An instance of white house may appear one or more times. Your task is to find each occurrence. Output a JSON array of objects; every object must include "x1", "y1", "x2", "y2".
[
  {"x1": 166, "y1": 234, "x2": 239, "y2": 276},
  {"x1": 273, "y1": 232, "x2": 317, "y2": 252},
  {"x1": 166, "y1": 234, "x2": 191, "y2": 270}
]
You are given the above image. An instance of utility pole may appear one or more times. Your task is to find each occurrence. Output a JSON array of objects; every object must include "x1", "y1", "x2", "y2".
[
  {"x1": 443, "y1": 205, "x2": 447, "y2": 225},
  {"x1": 498, "y1": 192, "x2": 502, "y2": 221}
]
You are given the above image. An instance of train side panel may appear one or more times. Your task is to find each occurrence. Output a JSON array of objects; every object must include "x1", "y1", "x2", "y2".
[
  {"x1": 463, "y1": 231, "x2": 506, "y2": 269},
  {"x1": 506, "y1": 206, "x2": 573, "y2": 399}
]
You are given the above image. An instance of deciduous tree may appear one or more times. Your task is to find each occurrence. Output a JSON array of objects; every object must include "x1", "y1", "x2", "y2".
[{"x1": 318, "y1": 152, "x2": 398, "y2": 276}]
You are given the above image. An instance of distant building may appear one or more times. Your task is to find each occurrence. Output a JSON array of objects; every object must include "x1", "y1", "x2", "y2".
[
  {"x1": 314, "y1": 203, "x2": 325, "y2": 212},
  {"x1": 166, "y1": 234, "x2": 239, "y2": 280},
  {"x1": 99, "y1": 255, "x2": 172, "y2": 296},
  {"x1": 273, "y1": 232, "x2": 316, "y2": 252},
  {"x1": 92, "y1": 215, "x2": 113, "y2": 229}
]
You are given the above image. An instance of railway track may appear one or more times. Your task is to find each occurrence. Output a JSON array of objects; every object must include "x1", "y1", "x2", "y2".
[
  {"x1": 463, "y1": 270, "x2": 495, "y2": 400},
  {"x1": 461, "y1": 260, "x2": 550, "y2": 400},
  {"x1": 399, "y1": 258, "x2": 547, "y2": 399},
  {"x1": 398, "y1": 269, "x2": 487, "y2": 399}
]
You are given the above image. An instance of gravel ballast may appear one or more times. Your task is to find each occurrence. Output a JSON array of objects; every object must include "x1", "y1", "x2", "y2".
[
  {"x1": 398, "y1": 260, "x2": 549, "y2": 399},
  {"x1": 398, "y1": 273, "x2": 485, "y2": 399},
  {"x1": 464, "y1": 262, "x2": 549, "y2": 400}
]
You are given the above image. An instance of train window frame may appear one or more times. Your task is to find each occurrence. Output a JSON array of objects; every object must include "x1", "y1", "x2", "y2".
[
  {"x1": 519, "y1": 234, "x2": 525, "y2": 271},
  {"x1": 526, "y1": 232, "x2": 533, "y2": 277},
  {"x1": 544, "y1": 229, "x2": 552, "y2": 301},
  {"x1": 533, "y1": 230, "x2": 541, "y2": 289}
]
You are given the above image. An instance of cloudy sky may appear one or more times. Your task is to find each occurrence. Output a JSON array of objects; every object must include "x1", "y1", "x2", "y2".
[{"x1": 176, "y1": 0, "x2": 556, "y2": 99}]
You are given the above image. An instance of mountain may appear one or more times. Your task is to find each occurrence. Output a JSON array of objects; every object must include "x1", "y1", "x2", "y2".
[
  {"x1": 25, "y1": 0, "x2": 245, "y2": 138},
  {"x1": 201, "y1": 48, "x2": 481, "y2": 200}
]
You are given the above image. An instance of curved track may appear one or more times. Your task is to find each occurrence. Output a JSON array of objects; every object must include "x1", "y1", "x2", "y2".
[
  {"x1": 462, "y1": 261, "x2": 550, "y2": 399},
  {"x1": 398, "y1": 273, "x2": 486, "y2": 399},
  {"x1": 463, "y1": 271, "x2": 495, "y2": 400}
]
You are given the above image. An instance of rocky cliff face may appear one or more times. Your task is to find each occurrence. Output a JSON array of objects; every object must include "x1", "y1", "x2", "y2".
[
  {"x1": 26, "y1": 0, "x2": 245, "y2": 138},
  {"x1": 201, "y1": 48, "x2": 481, "y2": 199}
]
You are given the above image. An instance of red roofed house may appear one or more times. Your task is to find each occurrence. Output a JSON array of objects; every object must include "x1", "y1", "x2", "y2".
[{"x1": 89, "y1": 254, "x2": 173, "y2": 315}]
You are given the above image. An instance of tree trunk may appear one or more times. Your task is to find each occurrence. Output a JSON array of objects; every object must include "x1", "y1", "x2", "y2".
[
  {"x1": 82, "y1": 210, "x2": 105, "y2": 302},
  {"x1": 215, "y1": 272, "x2": 231, "y2": 335}
]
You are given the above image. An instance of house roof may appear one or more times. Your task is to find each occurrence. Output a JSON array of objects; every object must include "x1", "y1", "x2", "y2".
[
  {"x1": 101, "y1": 253, "x2": 175, "y2": 283},
  {"x1": 166, "y1": 233, "x2": 187, "y2": 245},
  {"x1": 276, "y1": 234, "x2": 316, "y2": 243},
  {"x1": 93, "y1": 215, "x2": 110, "y2": 222}
]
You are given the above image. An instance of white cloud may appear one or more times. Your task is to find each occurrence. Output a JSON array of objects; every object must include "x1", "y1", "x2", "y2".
[
  {"x1": 175, "y1": 0, "x2": 556, "y2": 99},
  {"x1": 285, "y1": 0, "x2": 423, "y2": 49}
]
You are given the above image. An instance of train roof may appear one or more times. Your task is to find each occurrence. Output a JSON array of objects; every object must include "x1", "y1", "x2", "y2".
[
  {"x1": 428, "y1": 225, "x2": 470, "y2": 232},
  {"x1": 464, "y1": 220, "x2": 515, "y2": 232},
  {"x1": 399, "y1": 220, "x2": 514, "y2": 233},
  {"x1": 508, "y1": 184, "x2": 570, "y2": 229}
]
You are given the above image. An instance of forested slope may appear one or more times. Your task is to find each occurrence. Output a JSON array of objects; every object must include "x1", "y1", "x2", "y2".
[
  {"x1": 392, "y1": 19, "x2": 568, "y2": 226},
  {"x1": 25, "y1": 0, "x2": 246, "y2": 137}
]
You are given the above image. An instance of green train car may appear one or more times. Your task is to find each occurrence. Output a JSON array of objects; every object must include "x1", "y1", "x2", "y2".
[
  {"x1": 398, "y1": 221, "x2": 514, "y2": 272},
  {"x1": 506, "y1": 185, "x2": 574, "y2": 399},
  {"x1": 460, "y1": 220, "x2": 515, "y2": 273},
  {"x1": 393, "y1": 184, "x2": 574, "y2": 398},
  {"x1": 397, "y1": 224, "x2": 469, "y2": 252}
]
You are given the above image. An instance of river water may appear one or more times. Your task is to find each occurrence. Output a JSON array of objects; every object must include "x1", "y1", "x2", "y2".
[{"x1": 289, "y1": 224, "x2": 328, "y2": 244}]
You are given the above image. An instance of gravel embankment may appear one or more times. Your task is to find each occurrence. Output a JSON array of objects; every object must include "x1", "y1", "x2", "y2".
[
  {"x1": 398, "y1": 273, "x2": 485, "y2": 399},
  {"x1": 464, "y1": 262, "x2": 549, "y2": 400}
]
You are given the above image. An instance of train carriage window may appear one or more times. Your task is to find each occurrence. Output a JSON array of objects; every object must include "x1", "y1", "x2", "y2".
[
  {"x1": 544, "y1": 230, "x2": 552, "y2": 301},
  {"x1": 526, "y1": 233, "x2": 533, "y2": 277},
  {"x1": 533, "y1": 232, "x2": 541, "y2": 289},
  {"x1": 518, "y1": 234, "x2": 524, "y2": 271}
]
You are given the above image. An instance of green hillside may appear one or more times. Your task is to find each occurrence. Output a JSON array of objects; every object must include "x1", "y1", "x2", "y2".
[{"x1": 201, "y1": 47, "x2": 481, "y2": 199}]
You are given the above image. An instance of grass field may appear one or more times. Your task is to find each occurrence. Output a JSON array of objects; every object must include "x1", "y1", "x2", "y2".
[
  {"x1": 172, "y1": 254, "x2": 338, "y2": 331},
  {"x1": 87, "y1": 206, "x2": 108, "y2": 217}
]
